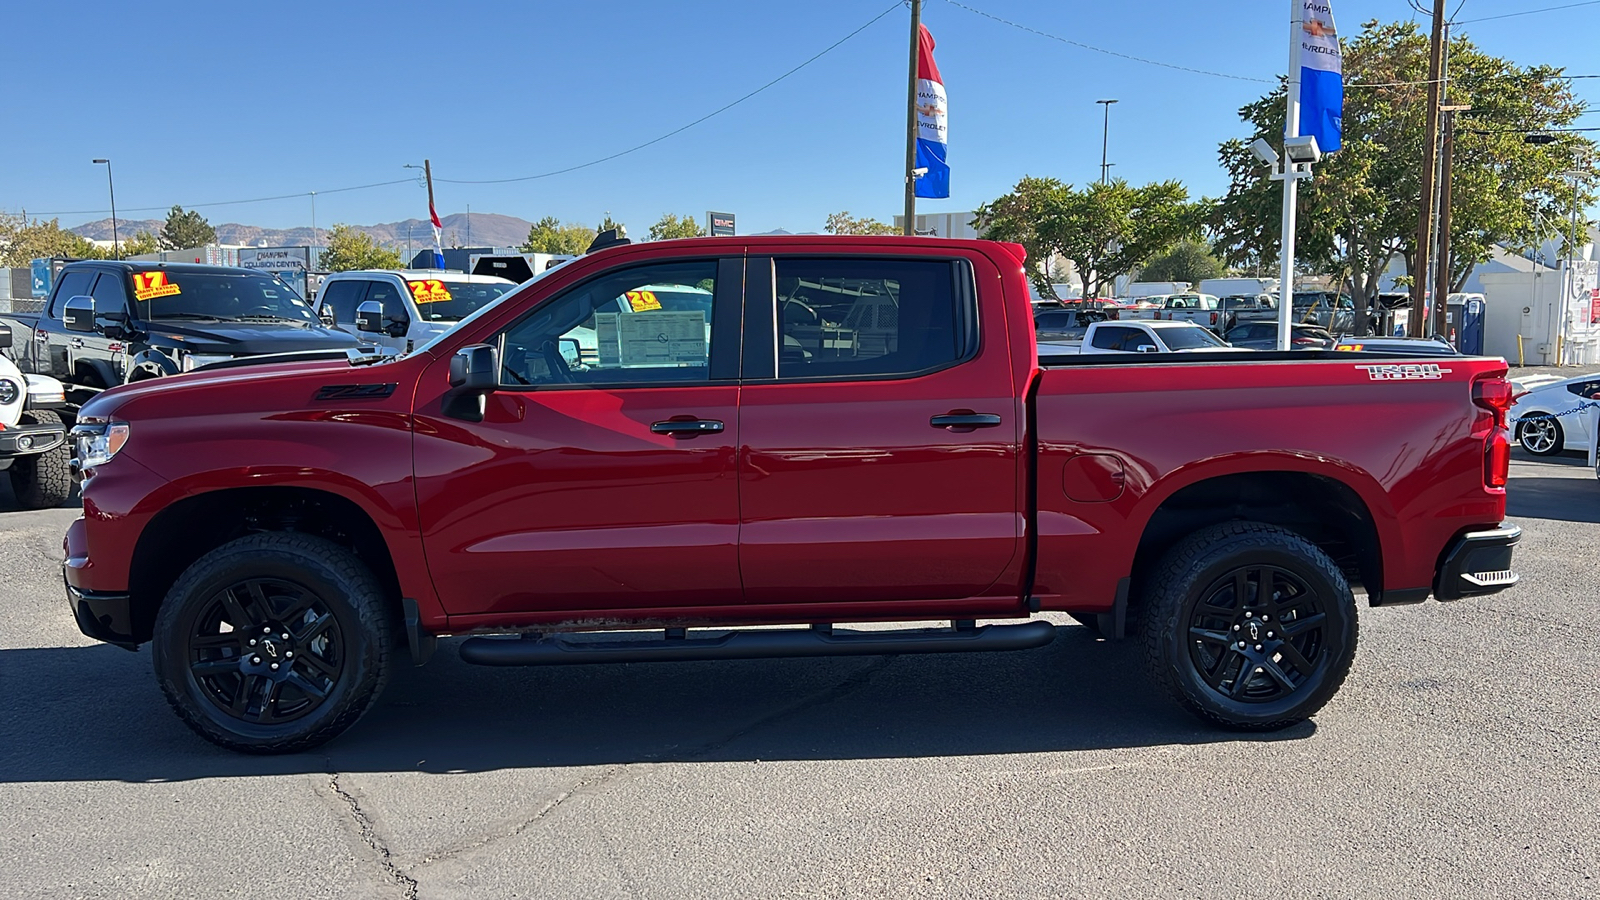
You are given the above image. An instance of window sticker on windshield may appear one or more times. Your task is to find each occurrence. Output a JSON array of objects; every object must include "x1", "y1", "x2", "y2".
[
  {"x1": 409, "y1": 280, "x2": 454, "y2": 304},
  {"x1": 625, "y1": 290, "x2": 662, "y2": 312},
  {"x1": 132, "y1": 272, "x2": 181, "y2": 301}
]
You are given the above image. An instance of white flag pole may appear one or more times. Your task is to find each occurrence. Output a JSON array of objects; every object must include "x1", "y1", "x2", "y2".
[{"x1": 1277, "y1": 0, "x2": 1304, "y2": 351}]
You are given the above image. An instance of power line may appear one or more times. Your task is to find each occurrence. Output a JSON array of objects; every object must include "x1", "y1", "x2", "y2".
[
  {"x1": 940, "y1": 0, "x2": 1271, "y2": 83},
  {"x1": 25, "y1": 178, "x2": 415, "y2": 219},
  {"x1": 436, "y1": 1, "x2": 903, "y2": 185},
  {"x1": 1456, "y1": 0, "x2": 1600, "y2": 24}
]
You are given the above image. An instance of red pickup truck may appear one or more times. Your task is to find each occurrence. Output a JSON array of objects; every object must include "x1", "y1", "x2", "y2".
[{"x1": 63, "y1": 235, "x2": 1521, "y2": 753}]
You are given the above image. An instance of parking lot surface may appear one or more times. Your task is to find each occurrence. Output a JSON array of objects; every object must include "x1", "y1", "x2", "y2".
[{"x1": 2, "y1": 453, "x2": 1596, "y2": 899}]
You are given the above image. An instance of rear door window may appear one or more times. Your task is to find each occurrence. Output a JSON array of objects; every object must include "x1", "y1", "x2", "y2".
[
  {"x1": 48, "y1": 271, "x2": 97, "y2": 318},
  {"x1": 318, "y1": 280, "x2": 366, "y2": 325},
  {"x1": 1090, "y1": 325, "x2": 1140, "y2": 350},
  {"x1": 773, "y1": 258, "x2": 970, "y2": 379}
]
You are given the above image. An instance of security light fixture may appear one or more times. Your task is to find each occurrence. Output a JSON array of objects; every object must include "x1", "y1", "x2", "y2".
[
  {"x1": 1283, "y1": 135, "x2": 1322, "y2": 165},
  {"x1": 1249, "y1": 138, "x2": 1280, "y2": 167}
]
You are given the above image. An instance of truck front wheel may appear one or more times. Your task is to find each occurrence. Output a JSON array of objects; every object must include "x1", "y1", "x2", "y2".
[
  {"x1": 1138, "y1": 522, "x2": 1358, "y2": 731},
  {"x1": 9, "y1": 410, "x2": 72, "y2": 509},
  {"x1": 152, "y1": 533, "x2": 396, "y2": 754}
]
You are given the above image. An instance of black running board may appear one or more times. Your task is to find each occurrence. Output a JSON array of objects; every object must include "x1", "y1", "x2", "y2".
[{"x1": 457, "y1": 620, "x2": 1057, "y2": 667}]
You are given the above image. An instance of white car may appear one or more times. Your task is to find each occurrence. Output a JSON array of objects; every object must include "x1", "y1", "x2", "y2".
[
  {"x1": 1508, "y1": 373, "x2": 1600, "y2": 456},
  {"x1": 1039, "y1": 320, "x2": 1248, "y2": 356}
]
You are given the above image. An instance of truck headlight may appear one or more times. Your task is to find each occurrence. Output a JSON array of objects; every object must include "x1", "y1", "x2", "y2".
[
  {"x1": 73, "y1": 421, "x2": 131, "y2": 467},
  {"x1": 0, "y1": 379, "x2": 17, "y2": 405}
]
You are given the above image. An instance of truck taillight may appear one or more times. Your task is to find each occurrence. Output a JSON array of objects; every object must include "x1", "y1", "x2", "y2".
[
  {"x1": 1473, "y1": 377, "x2": 1514, "y2": 488},
  {"x1": 1209, "y1": 312, "x2": 1218, "y2": 325}
]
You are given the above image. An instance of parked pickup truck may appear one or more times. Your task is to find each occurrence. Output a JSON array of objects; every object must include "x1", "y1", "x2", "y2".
[
  {"x1": 1121, "y1": 293, "x2": 1229, "y2": 332},
  {"x1": 0, "y1": 260, "x2": 361, "y2": 411},
  {"x1": 314, "y1": 270, "x2": 518, "y2": 355},
  {"x1": 62, "y1": 235, "x2": 1521, "y2": 754},
  {"x1": 0, "y1": 323, "x2": 71, "y2": 508},
  {"x1": 1040, "y1": 319, "x2": 1244, "y2": 355}
]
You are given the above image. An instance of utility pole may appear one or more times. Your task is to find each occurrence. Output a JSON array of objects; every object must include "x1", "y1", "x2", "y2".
[
  {"x1": 1433, "y1": 105, "x2": 1468, "y2": 337},
  {"x1": 1097, "y1": 99, "x2": 1118, "y2": 184},
  {"x1": 902, "y1": 0, "x2": 921, "y2": 236},
  {"x1": 1410, "y1": 0, "x2": 1447, "y2": 336}
]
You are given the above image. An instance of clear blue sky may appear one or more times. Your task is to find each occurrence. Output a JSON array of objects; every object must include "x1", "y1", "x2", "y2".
[{"x1": 4, "y1": 0, "x2": 1597, "y2": 236}]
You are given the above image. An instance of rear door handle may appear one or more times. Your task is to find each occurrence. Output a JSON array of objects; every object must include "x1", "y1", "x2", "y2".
[
  {"x1": 651, "y1": 419, "x2": 725, "y2": 436},
  {"x1": 930, "y1": 412, "x2": 1003, "y2": 429},
  {"x1": 68, "y1": 338, "x2": 85, "y2": 349}
]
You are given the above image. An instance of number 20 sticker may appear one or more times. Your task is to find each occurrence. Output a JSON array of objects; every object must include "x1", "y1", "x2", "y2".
[
  {"x1": 132, "y1": 272, "x2": 182, "y2": 301},
  {"x1": 625, "y1": 290, "x2": 661, "y2": 312}
]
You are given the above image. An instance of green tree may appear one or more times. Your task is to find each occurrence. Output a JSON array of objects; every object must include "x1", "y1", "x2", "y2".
[
  {"x1": 317, "y1": 224, "x2": 403, "y2": 271},
  {"x1": 1212, "y1": 20, "x2": 1595, "y2": 326},
  {"x1": 158, "y1": 205, "x2": 217, "y2": 250},
  {"x1": 975, "y1": 178, "x2": 1202, "y2": 299},
  {"x1": 648, "y1": 213, "x2": 706, "y2": 241},
  {"x1": 596, "y1": 214, "x2": 625, "y2": 235},
  {"x1": 520, "y1": 216, "x2": 596, "y2": 255},
  {"x1": 120, "y1": 231, "x2": 159, "y2": 257},
  {"x1": 0, "y1": 213, "x2": 106, "y2": 266},
  {"x1": 824, "y1": 211, "x2": 899, "y2": 235},
  {"x1": 1140, "y1": 240, "x2": 1226, "y2": 285}
]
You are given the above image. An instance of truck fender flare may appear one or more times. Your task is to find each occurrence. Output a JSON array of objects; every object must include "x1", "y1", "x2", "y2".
[
  {"x1": 75, "y1": 358, "x2": 122, "y2": 391},
  {"x1": 125, "y1": 348, "x2": 180, "y2": 383}
]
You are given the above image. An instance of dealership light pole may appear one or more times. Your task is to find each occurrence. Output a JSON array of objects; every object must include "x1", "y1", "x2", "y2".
[
  {"x1": 1097, "y1": 99, "x2": 1118, "y2": 184},
  {"x1": 91, "y1": 159, "x2": 118, "y2": 259},
  {"x1": 902, "y1": 0, "x2": 922, "y2": 235}
]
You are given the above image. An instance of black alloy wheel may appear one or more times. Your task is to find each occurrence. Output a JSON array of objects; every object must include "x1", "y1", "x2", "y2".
[
  {"x1": 1139, "y1": 521, "x2": 1358, "y2": 731},
  {"x1": 1185, "y1": 565, "x2": 1325, "y2": 703},
  {"x1": 153, "y1": 533, "x2": 395, "y2": 754},
  {"x1": 187, "y1": 578, "x2": 345, "y2": 726}
]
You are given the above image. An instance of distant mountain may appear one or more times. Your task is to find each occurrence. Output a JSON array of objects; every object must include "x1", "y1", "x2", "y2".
[{"x1": 71, "y1": 212, "x2": 534, "y2": 250}]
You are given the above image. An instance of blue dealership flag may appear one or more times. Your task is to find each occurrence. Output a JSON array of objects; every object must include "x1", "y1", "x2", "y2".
[
  {"x1": 914, "y1": 23, "x2": 949, "y2": 199},
  {"x1": 1298, "y1": 1, "x2": 1343, "y2": 154}
]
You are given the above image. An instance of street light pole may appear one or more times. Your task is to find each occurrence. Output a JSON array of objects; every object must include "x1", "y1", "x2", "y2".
[
  {"x1": 902, "y1": 0, "x2": 922, "y2": 236},
  {"x1": 1097, "y1": 99, "x2": 1118, "y2": 184},
  {"x1": 91, "y1": 159, "x2": 118, "y2": 259}
]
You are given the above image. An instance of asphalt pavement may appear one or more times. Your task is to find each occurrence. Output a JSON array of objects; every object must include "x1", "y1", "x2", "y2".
[{"x1": 1, "y1": 454, "x2": 1596, "y2": 899}]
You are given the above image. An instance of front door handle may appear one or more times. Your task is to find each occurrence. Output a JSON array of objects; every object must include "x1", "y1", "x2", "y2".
[
  {"x1": 930, "y1": 412, "x2": 1002, "y2": 430},
  {"x1": 651, "y1": 418, "x2": 725, "y2": 436},
  {"x1": 68, "y1": 338, "x2": 85, "y2": 349}
]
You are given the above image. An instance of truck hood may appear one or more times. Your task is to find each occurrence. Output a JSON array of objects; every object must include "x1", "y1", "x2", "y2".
[
  {"x1": 144, "y1": 320, "x2": 361, "y2": 356},
  {"x1": 79, "y1": 354, "x2": 411, "y2": 421}
]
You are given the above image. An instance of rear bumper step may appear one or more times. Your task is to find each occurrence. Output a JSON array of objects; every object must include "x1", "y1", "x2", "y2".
[
  {"x1": 1435, "y1": 521, "x2": 1522, "y2": 601},
  {"x1": 457, "y1": 620, "x2": 1058, "y2": 667}
]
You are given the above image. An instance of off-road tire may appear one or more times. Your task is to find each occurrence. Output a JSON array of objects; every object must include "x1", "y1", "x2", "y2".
[
  {"x1": 1138, "y1": 521, "x2": 1358, "y2": 731},
  {"x1": 152, "y1": 533, "x2": 396, "y2": 754},
  {"x1": 8, "y1": 410, "x2": 72, "y2": 509}
]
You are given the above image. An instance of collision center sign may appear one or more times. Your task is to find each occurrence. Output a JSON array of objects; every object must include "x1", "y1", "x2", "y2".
[{"x1": 238, "y1": 247, "x2": 311, "y2": 299}]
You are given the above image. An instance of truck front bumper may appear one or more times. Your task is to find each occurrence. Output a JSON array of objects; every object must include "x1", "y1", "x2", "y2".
[
  {"x1": 0, "y1": 419, "x2": 67, "y2": 457},
  {"x1": 1435, "y1": 522, "x2": 1521, "y2": 601}
]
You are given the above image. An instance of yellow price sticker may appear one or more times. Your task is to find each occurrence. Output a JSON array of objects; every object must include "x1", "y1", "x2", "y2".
[
  {"x1": 132, "y1": 272, "x2": 182, "y2": 301},
  {"x1": 408, "y1": 279, "x2": 454, "y2": 304},
  {"x1": 625, "y1": 290, "x2": 661, "y2": 312}
]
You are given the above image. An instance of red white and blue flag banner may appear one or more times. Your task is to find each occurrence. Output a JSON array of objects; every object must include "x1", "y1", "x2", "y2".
[
  {"x1": 1298, "y1": 1, "x2": 1343, "y2": 153},
  {"x1": 914, "y1": 23, "x2": 949, "y2": 199},
  {"x1": 429, "y1": 200, "x2": 446, "y2": 269}
]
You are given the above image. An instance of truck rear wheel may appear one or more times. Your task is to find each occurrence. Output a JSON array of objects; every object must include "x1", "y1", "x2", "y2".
[
  {"x1": 152, "y1": 533, "x2": 396, "y2": 754},
  {"x1": 9, "y1": 410, "x2": 72, "y2": 509},
  {"x1": 1138, "y1": 522, "x2": 1357, "y2": 731}
]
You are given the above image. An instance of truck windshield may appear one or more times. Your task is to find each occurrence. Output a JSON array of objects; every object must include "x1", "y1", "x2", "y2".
[
  {"x1": 133, "y1": 271, "x2": 318, "y2": 324},
  {"x1": 406, "y1": 280, "x2": 517, "y2": 322},
  {"x1": 1160, "y1": 326, "x2": 1228, "y2": 350}
]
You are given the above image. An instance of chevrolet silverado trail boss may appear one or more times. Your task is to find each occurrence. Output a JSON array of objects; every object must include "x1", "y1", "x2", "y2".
[
  {"x1": 0, "y1": 260, "x2": 361, "y2": 412},
  {"x1": 62, "y1": 235, "x2": 1521, "y2": 753}
]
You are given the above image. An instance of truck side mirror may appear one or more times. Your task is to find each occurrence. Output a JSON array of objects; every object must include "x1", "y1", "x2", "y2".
[
  {"x1": 355, "y1": 300, "x2": 385, "y2": 335},
  {"x1": 1137, "y1": 344, "x2": 1159, "y2": 353},
  {"x1": 444, "y1": 343, "x2": 499, "y2": 422},
  {"x1": 0, "y1": 322, "x2": 10, "y2": 349},
  {"x1": 62, "y1": 295, "x2": 96, "y2": 333}
]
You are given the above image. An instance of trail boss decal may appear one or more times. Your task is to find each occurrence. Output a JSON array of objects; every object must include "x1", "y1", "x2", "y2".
[
  {"x1": 1359, "y1": 363, "x2": 1452, "y2": 381},
  {"x1": 132, "y1": 272, "x2": 181, "y2": 301},
  {"x1": 408, "y1": 280, "x2": 453, "y2": 304}
]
